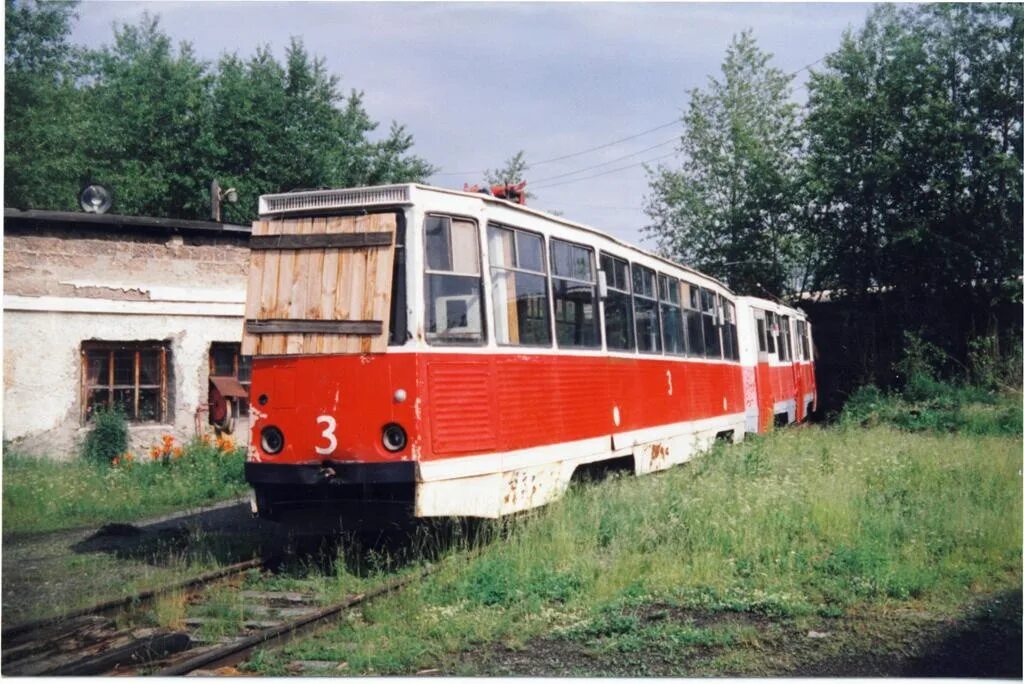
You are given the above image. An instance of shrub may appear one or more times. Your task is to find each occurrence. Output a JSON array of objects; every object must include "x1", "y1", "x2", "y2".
[{"x1": 80, "y1": 406, "x2": 128, "y2": 467}]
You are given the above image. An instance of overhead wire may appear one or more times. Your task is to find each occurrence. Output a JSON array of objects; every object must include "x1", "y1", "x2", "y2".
[
  {"x1": 431, "y1": 56, "x2": 826, "y2": 183},
  {"x1": 428, "y1": 119, "x2": 681, "y2": 177},
  {"x1": 530, "y1": 151, "x2": 679, "y2": 190}
]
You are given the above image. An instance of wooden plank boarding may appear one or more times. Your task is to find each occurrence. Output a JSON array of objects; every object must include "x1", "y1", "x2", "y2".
[{"x1": 242, "y1": 213, "x2": 397, "y2": 356}]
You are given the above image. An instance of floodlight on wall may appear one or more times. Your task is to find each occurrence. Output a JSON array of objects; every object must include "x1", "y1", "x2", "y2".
[{"x1": 79, "y1": 184, "x2": 113, "y2": 214}]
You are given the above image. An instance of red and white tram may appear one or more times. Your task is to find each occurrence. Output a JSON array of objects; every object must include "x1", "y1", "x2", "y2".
[{"x1": 241, "y1": 184, "x2": 816, "y2": 522}]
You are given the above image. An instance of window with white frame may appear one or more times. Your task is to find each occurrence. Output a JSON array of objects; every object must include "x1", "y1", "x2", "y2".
[
  {"x1": 550, "y1": 238, "x2": 600, "y2": 348},
  {"x1": 424, "y1": 214, "x2": 485, "y2": 344},
  {"x1": 488, "y1": 224, "x2": 551, "y2": 347}
]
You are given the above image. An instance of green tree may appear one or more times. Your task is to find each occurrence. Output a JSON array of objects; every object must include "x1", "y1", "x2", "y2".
[
  {"x1": 804, "y1": 4, "x2": 1022, "y2": 319},
  {"x1": 644, "y1": 31, "x2": 802, "y2": 297},
  {"x1": 484, "y1": 150, "x2": 529, "y2": 186},
  {"x1": 4, "y1": 0, "x2": 86, "y2": 210},
  {"x1": 81, "y1": 14, "x2": 213, "y2": 217},
  {"x1": 5, "y1": 12, "x2": 435, "y2": 221}
]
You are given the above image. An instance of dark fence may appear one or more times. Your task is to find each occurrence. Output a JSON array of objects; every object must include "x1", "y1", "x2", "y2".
[{"x1": 801, "y1": 287, "x2": 1022, "y2": 416}]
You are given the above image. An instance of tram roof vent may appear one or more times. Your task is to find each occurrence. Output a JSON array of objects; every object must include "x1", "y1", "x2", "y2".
[{"x1": 259, "y1": 185, "x2": 412, "y2": 216}]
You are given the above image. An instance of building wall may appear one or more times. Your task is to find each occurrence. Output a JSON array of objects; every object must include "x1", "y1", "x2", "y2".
[{"x1": 3, "y1": 219, "x2": 252, "y2": 459}]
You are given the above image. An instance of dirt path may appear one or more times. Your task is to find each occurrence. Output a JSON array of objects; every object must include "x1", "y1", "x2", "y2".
[{"x1": 454, "y1": 590, "x2": 1022, "y2": 677}]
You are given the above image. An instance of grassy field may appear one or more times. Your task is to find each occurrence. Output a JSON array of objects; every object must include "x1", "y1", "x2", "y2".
[
  {"x1": 2, "y1": 435, "x2": 248, "y2": 536},
  {"x1": 250, "y1": 409, "x2": 1022, "y2": 675}
]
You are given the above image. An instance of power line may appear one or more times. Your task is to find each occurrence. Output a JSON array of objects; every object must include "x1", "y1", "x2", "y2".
[
  {"x1": 531, "y1": 151, "x2": 678, "y2": 191},
  {"x1": 431, "y1": 56, "x2": 826, "y2": 182},
  {"x1": 529, "y1": 137, "x2": 679, "y2": 184},
  {"x1": 429, "y1": 118, "x2": 681, "y2": 177},
  {"x1": 529, "y1": 120, "x2": 681, "y2": 167}
]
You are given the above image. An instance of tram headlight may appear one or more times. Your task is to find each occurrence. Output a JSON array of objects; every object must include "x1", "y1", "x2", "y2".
[
  {"x1": 260, "y1": 426, "x2": 285, "y2": 454},
  {"x1": 381, "y1": 423, "x2": 407, "y2": 452}
]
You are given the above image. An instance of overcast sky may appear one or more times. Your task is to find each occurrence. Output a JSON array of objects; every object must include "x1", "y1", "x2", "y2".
[{"x1": 69, "y1": 2, "x2": 874, "y2": 246}]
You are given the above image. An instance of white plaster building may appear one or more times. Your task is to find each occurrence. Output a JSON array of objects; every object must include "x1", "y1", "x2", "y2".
[{"x1": 3, "y1": 209, "x2": 252, "y2": 458}]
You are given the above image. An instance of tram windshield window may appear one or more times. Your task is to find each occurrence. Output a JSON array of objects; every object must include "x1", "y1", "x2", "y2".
[
  {"x1": 550, "y1": 239, "x2": 600, "y2": 348},
  {"x1": 488, "y1": 224, "x2": 551, "y2": 347},
  {"x1": 600, "y1": 254, "x2": 635, "y2": 351},
  {"x1": 700, "y1": 288, "x2": 722, "y2": 358},
  {"x1": 424, "y1": 215, "x2": 484, "y2": 344},
  {"x1": 633, "y1": 265, "x2": 661, "y2": 354},
  {"x1": 659, "y1": 275, "x2": 685, "y2": 355},
  {"x1": 682, "y1": 281, "x2": 704, "y2": 356}
]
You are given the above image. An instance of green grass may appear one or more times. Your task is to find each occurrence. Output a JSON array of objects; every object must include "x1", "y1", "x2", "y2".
[
  {"x1": 841, "y1": 382, "x2": 1022, "y2": 436},
  {"x1": 2, "y1": 437, "x2": 248, "y2": 535},
  {"x1": 250, "y1": 422, "x2": 1022, "y2": 675}
]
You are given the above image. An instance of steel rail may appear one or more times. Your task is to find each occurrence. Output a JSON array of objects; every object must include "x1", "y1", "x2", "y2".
[
  {"x1": 155, "y1": 565, "x2": 434, "y2": 676},
  {"x1": 1, "y1": 558, "x2": 264, "y2": 642}
]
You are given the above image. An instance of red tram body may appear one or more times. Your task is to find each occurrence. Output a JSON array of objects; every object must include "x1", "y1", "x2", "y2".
[{"x1": 241, "y1": 185, "x2": 816, "y2": 522}]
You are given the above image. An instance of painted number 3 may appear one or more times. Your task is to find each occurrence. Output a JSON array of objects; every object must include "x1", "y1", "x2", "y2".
[{"x1": 315, "y1": 415, "x2": 337, "y2": 455}]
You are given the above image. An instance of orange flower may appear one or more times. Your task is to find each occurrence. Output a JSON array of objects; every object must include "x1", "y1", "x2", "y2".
[
  {"x1": 172, "y1": 446, "x2": 183, "y2": 458},
  {"x1": 149, "y1": 446, "x2": 161, "y2": 459},
  {"x1": 200, "y1": 434, "x2": 212, "y2": 446},
  {"x1": 124, "y1": 452, "x2": 134, "y2": 462}
]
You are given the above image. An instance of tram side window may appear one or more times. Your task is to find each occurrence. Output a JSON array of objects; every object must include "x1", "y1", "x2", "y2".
[
  {"x1": 756, "y1": 313, "x2": 768, "y2": 353},
  {"x1": 600, "y1": 254, "x2": 635, "y2": 351},
  {"x1": 700, "y1": 288, "x2": 722, "y2": 358},
  {"x1": 633, "y1": 265, "x2": 661, "y2": 353},
  {"x1": 550, "y1": 238, "x2": 600, "y2": 348},
  {"x1": 794, "y1": 320, "x2": 805, "y2": 361},
  {"x1": 424, "y1": 215, "x2": 485, "y2": 345},
  {"x1": 659, "y1": 274, "x2": 685, "y2": 355},
  {"x1": 488, "y1": 224, "x2": 551, "y2": 347},
  {"x1": 682, "y1": 281, "x2": 704, "y2": 356},
  {"x1": 722, "y1": 299, "x2": 739, "y2": 361},
  {"x1": 765, "y1": 311, "x2": 777, "y2": 354},
  {"x1": 801, "y1": 321, "x2": 813, "y2": 361},
  {"x1": 778, "y1": 315, "x2": 792, "y2": 362}
]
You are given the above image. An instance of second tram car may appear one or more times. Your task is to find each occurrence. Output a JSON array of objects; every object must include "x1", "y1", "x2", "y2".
[{"x1": 241, "y1": 184, "x2": 816, "y2": 522}]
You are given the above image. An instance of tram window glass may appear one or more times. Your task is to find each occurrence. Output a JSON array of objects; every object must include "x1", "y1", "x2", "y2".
[
  {"x1": 700, "y1": 288, "x2": 722, "y2": 358},
  {"x1": 488, "y1": 224, "x2": 551, "y2": 347},
  {"x1": 681, "y1": 280, "x2": 704, "y2": 356},
  {"x1": 779, "y1": 315, "x2": 792, "y2": 361},
  {"x1": 550, "y1": 239, "x2": 600, "y2": 348},
  {"x1": 424, "y1": 215, "x2": 485, "y2": 344},
  {"x1": 801, "y1": 321, "x2": 813, "y2": 360},
  {"x1": 659, "y1": 274, "x2": 685, "y2": 355},
  {"x1": 794, "y1": 319, "x2": 805, "y2": 361},
  {"x1": 722, "y1": 299, "x2": 739, "y2": 361},
  {"x1": 756, "y1": 314, "x2": 768, "y2": 353},
  {"x1": 765, "y1": 311, "x2": 777, "y2": 354},
  {"x1": 600, "y1": 253, "x2": 635, "y2": 351},
  {"x1": 633, "y1": 265, "x2": 661, "y2": 354}
]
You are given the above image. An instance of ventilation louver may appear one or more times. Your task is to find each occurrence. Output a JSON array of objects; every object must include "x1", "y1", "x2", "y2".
[{"x1": 259, "y1": 185, "x2": 413, "y2": 216}]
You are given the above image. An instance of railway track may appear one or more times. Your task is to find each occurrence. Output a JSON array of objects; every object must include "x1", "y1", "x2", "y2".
[{"x1": 1, "y1": 554, "x2": 435, "y2": 676}]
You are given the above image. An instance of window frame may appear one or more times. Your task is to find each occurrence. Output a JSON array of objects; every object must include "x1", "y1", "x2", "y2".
[
  {"x1": 631, "y1": 263, "x2": 662, "y2": 355},
  {"x1": 549, "y1": 237, "x2": 601, "y2": 350},
  {"x1": 681, "y1": 280, "x2": 705, "y2": 357},
  {"x1": 81, "y1": 341, "x2": 170, "y2": 425},
  {"x1": 487, "y1": 222, "x2": 553, "y2": 349},
  {"x1": 658, "y1": 273, "x2": 686, "y2": 356},
  {"x1": 599, "y1": 252, "x2": 636, "y2": 353},
  {"x1": 422, "y1": 212, "x2": 487, "y2": 346}
]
